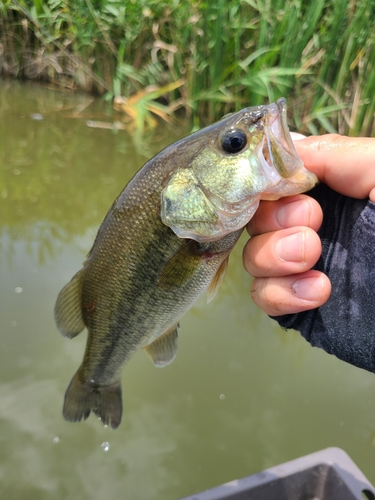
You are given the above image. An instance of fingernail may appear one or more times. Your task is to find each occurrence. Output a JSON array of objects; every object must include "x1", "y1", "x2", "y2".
[
  {"x1": 292, "y1": 276, "x2": 323, "y2": 301},
  {"x1": 290, "y1": 132, "x2": 307, "y2": 141},
  {"x1": 275, "y1": 231, "x2": 304, "y2": 262},
  {"x1": 277, "y1": 199, "x2": 310, "y2": 227}
]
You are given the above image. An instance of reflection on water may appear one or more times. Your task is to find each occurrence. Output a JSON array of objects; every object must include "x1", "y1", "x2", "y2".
[{"x1": 0, "y1": 81, "x2": 375, "y2": 499}]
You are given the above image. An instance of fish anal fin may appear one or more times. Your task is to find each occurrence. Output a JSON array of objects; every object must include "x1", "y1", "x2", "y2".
[
  {"x1": 143, "y1": 324, "x2": 179, "y2": 368},
  {"x1": 207, "y1": 256, "x2": 229, "y2": 303},
  {"x1": 157, "y1": 240, "x2": 202, "y2": 291},
  {"x1": 63, "y1": 370, "x2": 122, "y2": 429},
  {"x1": 55, "y1": 269, "x2": 86, "y2": 339}
]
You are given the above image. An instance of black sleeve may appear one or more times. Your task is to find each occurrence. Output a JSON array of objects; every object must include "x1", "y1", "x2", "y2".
[{"x1": 271, "y1": 183, "x2": 375, "y2": 373}]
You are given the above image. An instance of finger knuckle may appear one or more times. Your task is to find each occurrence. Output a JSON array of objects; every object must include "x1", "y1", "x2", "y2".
[{"x1": 252, "y1": 278, "x2": 286, "y2": 315}]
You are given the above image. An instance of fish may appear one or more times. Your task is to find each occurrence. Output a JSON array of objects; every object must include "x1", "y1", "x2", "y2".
[{"x1": 54, "y1": 98, "x2": 317, "y2": 429}]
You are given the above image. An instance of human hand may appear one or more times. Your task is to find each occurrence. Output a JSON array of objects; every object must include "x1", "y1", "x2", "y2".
[{"x1": 243, "y1": 134, "x2": 375, "y2": 316}]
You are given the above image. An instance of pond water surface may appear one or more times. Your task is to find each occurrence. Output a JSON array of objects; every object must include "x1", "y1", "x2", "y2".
[{"x1": 1, "y1": 81, "x2": 375, "y2": 499}]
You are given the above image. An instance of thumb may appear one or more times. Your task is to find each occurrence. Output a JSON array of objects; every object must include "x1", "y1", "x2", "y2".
[{"x1": 291, "y1": 133, "x2": 375, "y2": 202}]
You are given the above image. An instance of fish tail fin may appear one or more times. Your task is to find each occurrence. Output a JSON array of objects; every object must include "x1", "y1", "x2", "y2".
[
  {"x1": 63, "y1": 371, "x2": 123, "y2": 429},
  {"x1": 93, "y1": 382, "x2": 123, "y2": 429}
]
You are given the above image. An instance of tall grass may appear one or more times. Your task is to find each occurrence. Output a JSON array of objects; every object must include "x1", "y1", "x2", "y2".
[{"x1": 1, "y1": 0, "x2": 375, "y2": 135}]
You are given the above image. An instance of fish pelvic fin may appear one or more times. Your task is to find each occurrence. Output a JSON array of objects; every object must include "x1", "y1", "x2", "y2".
[
  {"x1": 143, "y1": 324, "x2": 179, "y2": 368},
  {"x1": 207, "y1": 255, "x2": 229, "y2": 303},
  {"x1": 63, "y1": 371, "x2": 123, "y2": 429},
  {"x1": 55, "y1": 269, "x2": 86, "y2": 338}
]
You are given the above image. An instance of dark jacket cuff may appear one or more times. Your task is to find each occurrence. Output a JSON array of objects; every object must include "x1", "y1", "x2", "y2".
[{"x1": 271, "y1": 184, "x2": 375, "y2": 373}]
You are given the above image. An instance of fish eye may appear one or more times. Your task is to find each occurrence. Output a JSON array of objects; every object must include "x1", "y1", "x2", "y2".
[{"x1": 221, "y1": 129, "x2": 247, "y2": 154}]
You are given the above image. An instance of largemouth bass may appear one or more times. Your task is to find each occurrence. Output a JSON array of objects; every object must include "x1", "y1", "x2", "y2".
[{"x1": 55, "y1": 98, "x2": 317, "y2": 428}]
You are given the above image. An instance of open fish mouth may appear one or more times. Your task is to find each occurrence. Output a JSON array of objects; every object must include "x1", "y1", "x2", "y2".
[
  {"x1": 259, "y1": 98, "x2": 304, "y2": 183},
  {"x1": 161, "y1": 98, "x2": 318, "y2": 243}
]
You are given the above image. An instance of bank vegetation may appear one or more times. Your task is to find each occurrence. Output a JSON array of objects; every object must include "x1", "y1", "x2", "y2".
[{"x1": 1, "y1": 0, "x2": 374, "y2": 135}]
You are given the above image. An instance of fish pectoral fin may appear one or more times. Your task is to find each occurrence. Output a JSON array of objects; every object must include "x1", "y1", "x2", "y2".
[
  {"x1": 157, "y1": 240, "x2": 202, "y2": 291},
  {"x1": 54, "y1": 268, "x2": 86, "y2": 338},
  {"x1": 207, "y1": 255, "x2": 229, "y2": 303},
  {"x1": 143, "y1": 324, "x2": 179, "y2": 368}
]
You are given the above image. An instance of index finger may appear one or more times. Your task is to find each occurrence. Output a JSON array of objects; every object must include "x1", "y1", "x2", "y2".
[{"x1": 248, "y1": 194, "x2": 323, "y2": 236}]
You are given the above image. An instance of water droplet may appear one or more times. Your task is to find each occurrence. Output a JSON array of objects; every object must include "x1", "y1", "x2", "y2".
[
  {"x1": 53, "y1": 436, "x2": 60, "y2": 443},
  {"x1": 11, "y1": 321, "x2": 17, "y2": 327},
  {"x1": 30, "y1": 113, "x2": 44, "y2": 121},
  {"x1": 15, "y1": 287, "x2": 23, "y2": 293},
  {"x1": 101, "y1": 441, "x2": 110, "y2": 452},
  {"x1": 13, "y1": 169, "x2": 20, "y2": 176},
  {"x1": 219, "y1": 394, "x2": 225, "y2": 400}
]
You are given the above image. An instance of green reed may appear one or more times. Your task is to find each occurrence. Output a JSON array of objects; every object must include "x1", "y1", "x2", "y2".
[{"x1": 1, "y1": 0, "x2": 375, "y2": 135}]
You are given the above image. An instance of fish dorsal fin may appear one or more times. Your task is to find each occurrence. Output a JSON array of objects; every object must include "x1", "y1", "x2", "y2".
[
  {"x1": 207, "y1": 256, "x2": 229, "y2": 303},
  {"x1": 157, "y1": 240, "x2": 202, "y2": 291},
  {"x1": 143, "y1": 324, "x2": 179, "y2": 367},
  {"x1": 55, "y1": 269, "x2": 86, "y2": 338}
]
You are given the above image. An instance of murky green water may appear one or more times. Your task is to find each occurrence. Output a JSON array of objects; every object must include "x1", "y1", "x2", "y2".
[{"x1": 1, "y1": 81, "x2": 375, "y2": 499}]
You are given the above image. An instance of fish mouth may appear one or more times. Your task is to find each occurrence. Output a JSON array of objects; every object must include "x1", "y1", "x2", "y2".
[{"x1": 259, "y1": 98, "x2": 304, "y2": 182}]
